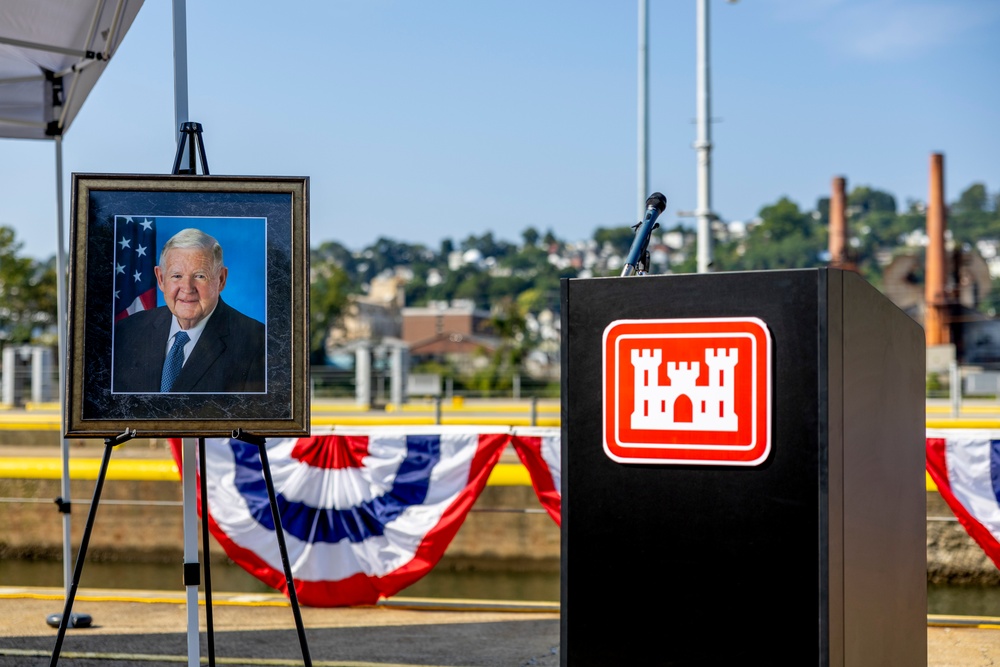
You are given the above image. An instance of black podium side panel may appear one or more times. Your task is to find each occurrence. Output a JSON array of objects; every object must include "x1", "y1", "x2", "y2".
[
  {"x1": 561, "y1": 270, "x2": 824, "y2": 666},
  {"x1": 838, "y1": 270, "x2": 926, "y2": 666}
]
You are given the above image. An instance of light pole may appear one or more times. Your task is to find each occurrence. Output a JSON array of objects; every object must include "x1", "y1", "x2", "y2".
[
  {"x1": 695, "y1": 0, "x2": 737, "y2": 273},
  {"x1": 638, "y1": 0, "x2": 649, "y2": 222}
]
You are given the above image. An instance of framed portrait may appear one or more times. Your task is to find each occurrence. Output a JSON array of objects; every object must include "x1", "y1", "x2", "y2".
[{"x1": 65, "y1": 174, "x2": 310, "y2": 437}]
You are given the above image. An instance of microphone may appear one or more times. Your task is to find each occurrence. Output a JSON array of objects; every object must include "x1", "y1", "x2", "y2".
[{"x1": 621, "y1": 192, "x2": 667, "y2": 276}]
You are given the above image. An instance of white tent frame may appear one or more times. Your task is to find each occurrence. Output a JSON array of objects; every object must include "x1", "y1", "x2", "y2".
[{"x1": 0, "y1": 0, "x2": 152, "y2": 646}]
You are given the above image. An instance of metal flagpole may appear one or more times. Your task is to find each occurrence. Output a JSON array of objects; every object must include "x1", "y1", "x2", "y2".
[
  {"x1": 695, "y1": 0, "x2": 713, "y2": 273},
  {"x1": 637, "y1": 0, "x2": 649, "y2": 222},
  {"x1": 172, "y1": 2, "x2": 200, "y2": 666}
]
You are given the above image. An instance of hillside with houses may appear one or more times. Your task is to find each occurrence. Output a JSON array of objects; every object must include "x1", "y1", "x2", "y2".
[
  {"x1": 307, "y1": 181, "x2": 1000, "y2": 394},
  {"x1": 1, "y1": 181, "x2": 998, "y2": 399}
]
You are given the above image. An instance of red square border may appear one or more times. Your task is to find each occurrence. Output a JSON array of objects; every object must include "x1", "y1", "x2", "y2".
[{"x1": 602, "y1": 317, "x2": 772, "y2": 466}]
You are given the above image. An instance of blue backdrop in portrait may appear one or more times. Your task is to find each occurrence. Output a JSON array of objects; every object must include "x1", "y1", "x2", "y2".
[{"x1": 154, "y1": 217, "x2": 267, "y2": 324}]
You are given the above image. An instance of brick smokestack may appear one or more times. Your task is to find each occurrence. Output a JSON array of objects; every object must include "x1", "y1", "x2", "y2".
[
  {"x1": 925, "y1": 152, "x2": 948, "y2": 345},
  {"x1": 828, "y1": 176, "x2": 849, "y2": 269}
]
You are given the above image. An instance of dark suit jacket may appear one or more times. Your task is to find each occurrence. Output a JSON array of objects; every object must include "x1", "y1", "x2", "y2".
[{"x1": 113, "y1": 299, "x2": 266, "y2": 393}]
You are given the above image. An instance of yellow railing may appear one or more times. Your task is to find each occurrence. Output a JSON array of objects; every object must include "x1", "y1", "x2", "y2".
[{"x1": 0, "y1": 457, "x2": 531, "y2": 486}]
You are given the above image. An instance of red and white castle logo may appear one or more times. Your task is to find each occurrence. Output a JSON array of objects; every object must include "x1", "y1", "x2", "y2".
[
  {"x1": 631, "y1": 347, "x2": 740, "y2": 432},
  {"x1": 603, "y1": 318, "x2": 771, "y2": 466}
]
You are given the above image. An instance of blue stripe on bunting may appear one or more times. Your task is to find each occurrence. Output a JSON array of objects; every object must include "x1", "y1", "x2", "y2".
[
  {"x1": 991, "y1": 440, "x2": 1000, "y2": 506},
  {"x1": 230, "y1": 435, "x2": 442, "y2": 544}
]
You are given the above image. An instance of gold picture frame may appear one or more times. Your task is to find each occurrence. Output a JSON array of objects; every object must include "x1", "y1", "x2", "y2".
[{"x1": 65, "y1": 174, "x2": 310, "y2": 437}]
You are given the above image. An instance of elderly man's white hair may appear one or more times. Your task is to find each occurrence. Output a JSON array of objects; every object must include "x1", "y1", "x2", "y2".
[{"x1": 159, "y1": 228, "x2": 224, "y2": 275}]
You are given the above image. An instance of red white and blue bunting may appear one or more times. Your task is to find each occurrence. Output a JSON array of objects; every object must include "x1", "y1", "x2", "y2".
[
  {"x1": 170, "y1": 428, "x2": 1000, "y2": 607},
  {"x1": 926, "y1": 430, "x2": 1000, "y2": 570},
  {"x1": 169, "y1": 427, "x2": 561, "y2": 607}
]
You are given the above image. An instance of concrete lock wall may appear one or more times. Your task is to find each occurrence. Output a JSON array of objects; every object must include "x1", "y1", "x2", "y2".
[
  {"x1": 0, "y1": 474, "x2": 989, "y2": 583},
  {"x1": 0, "y1": 472, "x2": 561, "y2": 569}
]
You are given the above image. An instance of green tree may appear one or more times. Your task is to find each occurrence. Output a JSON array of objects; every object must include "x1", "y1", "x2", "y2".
[
  {"x1": 756, "y1": 197, "x2": 813, "y2": 242},
  {"x1": 714, "y1": 197, "x2": 824, "y2": 272},
  {"x1": 471, "y1": 296, "x2": 530, "y2": 393},
  {"x1": 459, "y1": 232, "x2": 512, "y2": 260},
  {"x1": 848, "y1": 186, "x2": 897, "y2": 216},
  {"x1": 440, "y1": 238, "x2": 455, "y2": 258},
  {"x1": 951, "y1": 183, "x2": 998, "y2": 245},
  {"x1": 847, "y1": 187, "x2": 920, "y2": 285},
  {"x1": 309, "y1": 259, "x2": 351, "y2": 363},
  {"x1": 0, "y1": 227, "x2": 57, "y2": 344},
  {"x1": 593, "y1": 225, "x2": 635, "y2": 257},
  {"x1": 521, "y1": 227, "x2": 540, "y2": 248}
]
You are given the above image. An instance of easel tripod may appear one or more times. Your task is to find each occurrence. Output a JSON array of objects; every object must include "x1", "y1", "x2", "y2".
[{"x1": 49, "y1": 123, "x2": 313, "y2": 667}]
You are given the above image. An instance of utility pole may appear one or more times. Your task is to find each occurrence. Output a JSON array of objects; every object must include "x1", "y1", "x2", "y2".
[
  {"x1": 638, "y1": 0, "x2": 649, "y2": 222},
  {"x1": 695, "y1": 0, "x2": 713, "y2": 273}
]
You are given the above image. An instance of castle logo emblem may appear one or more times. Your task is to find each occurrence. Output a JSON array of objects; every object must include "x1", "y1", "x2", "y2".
[{"x1": 602, "y1": 318, "x2": 771, "y2": 466}]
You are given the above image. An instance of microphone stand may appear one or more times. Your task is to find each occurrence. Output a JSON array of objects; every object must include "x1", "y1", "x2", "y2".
[{"x1": 621, "y1": 192, "x2": 667, "y2": 276}]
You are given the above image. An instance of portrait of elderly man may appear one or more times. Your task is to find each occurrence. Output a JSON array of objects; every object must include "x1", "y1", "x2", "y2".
[{"x1": 112, "y1": 228, "x2": 266, "y2": 393}]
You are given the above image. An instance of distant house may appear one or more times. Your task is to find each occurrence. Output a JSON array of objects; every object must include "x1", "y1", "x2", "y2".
[
  {"x1": 402, "y1": 300, "x2": 498, "y2": 366},
  {"x1": 324, "y1": 275, "x2": 405, "y2": 362}
]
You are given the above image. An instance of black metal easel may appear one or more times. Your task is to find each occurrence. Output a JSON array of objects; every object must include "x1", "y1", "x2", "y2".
[
  {"x1": 232, "y1": 429, "x2": 312, "y2": 666},
  {"x1": 48, "y1": 429, "x2": 135, "y2": 666},
  {"x1": 49, "y1": 122, "x2": 312, "y2": 667},
  {"x1": 172, "y1": 121, "x2": 210, "y2": 176}
]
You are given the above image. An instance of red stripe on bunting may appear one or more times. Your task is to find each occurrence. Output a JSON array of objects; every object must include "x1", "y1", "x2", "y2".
[
  {"x1": 925, "y1": 436, "x2": 1000, "y2": 571},
  {"x1": 291, "y1": 435, "x2": 369, "y2": 469},
  {"x1": 511, "y1": 435, "x2": 561, "y2": 526}
]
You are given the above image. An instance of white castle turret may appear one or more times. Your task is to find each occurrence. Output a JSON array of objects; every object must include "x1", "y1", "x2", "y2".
[{"x1": 631, "y1": 347, "x2": 739, "y2": 431}]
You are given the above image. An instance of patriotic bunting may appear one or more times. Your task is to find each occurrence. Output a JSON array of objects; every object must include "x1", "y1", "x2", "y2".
[
  {"x1": 169, "y1": 428, "x2": 560, "y2": 607},
  {"x1": 166, "y1": 427, "x2": 1000, "y2": 607},
  {"x1": 926, "y1": 430, "x2": 1000, "y2": 570}
]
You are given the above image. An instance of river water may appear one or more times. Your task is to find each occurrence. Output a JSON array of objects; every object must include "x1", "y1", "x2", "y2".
[
  {"x1": 0, "y1": 559, "x2": 560, "y2": 602},
  {"x1": 2, "y1": 559, "x2": 997, "y2": 616}
]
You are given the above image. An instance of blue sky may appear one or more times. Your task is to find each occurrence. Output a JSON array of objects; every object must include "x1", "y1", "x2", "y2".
[{"x1": 2, "y1": 0, "x2": 999, "y2": 260}]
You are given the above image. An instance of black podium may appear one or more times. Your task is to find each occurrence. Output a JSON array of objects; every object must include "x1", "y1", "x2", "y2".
[{"x1": 560, "y1": 268, "x2": 926, "y2": 666}]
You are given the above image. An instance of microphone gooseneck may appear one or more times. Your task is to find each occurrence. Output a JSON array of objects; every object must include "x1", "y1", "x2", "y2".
[{"x1": 621, "y1": 192, "x2": 667, "y2": 277}]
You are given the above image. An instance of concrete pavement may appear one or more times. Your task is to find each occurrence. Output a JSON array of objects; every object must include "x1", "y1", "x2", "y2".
[
  {"x1": 0, "y1": 588, "x2": 559, "y2": 667},
  {"x1": 4, "y1": 588, "x2": 1000, "y2": 666}
]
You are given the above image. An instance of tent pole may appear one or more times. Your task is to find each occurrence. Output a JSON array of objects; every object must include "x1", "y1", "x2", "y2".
[
  {"x1": 54, "y1": 135, "x2": 72, "y2": 599},
  {"x1": 173, "y1": 0, "x2": 189, "y2": 150}
]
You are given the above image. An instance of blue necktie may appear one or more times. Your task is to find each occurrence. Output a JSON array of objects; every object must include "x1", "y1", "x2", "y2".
[{"x1": 160, "y1": 331, "x2": 190, "y2": 392}]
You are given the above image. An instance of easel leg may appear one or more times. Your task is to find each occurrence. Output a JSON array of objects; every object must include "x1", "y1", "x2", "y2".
[
  {"x1": 198, "y1": 437, "x2": 216, "y2": 667},
  {"x1": 257, "y1": 441, "x2": 313, "y2": 667},
  {"x1": 50, "y1": 430, "x2": 132, "y2": 667},
  {"x1": 231, "y1": 429, "x2": 312, "y2": 666},
  {"x1": 182, "y1": 438, "x2": 201, "y2": 667}
]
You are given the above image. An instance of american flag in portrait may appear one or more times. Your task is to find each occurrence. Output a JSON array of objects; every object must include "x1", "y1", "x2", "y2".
[{"x1": 114, "y1": 215, "x2": 157, "y2": 321}]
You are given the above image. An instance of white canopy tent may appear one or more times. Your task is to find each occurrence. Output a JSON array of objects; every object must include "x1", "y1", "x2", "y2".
[
  {"x1": 0, "y1": 0, "x2": 144, "y2": 139},
  {"x1": 0, "y1": 0, "x2": 145, "y2": 616}
]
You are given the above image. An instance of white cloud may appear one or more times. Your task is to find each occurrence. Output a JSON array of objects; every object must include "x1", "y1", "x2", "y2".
[{"x1": 770, "y1": 0, "x2": 999, "y2": 61}]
